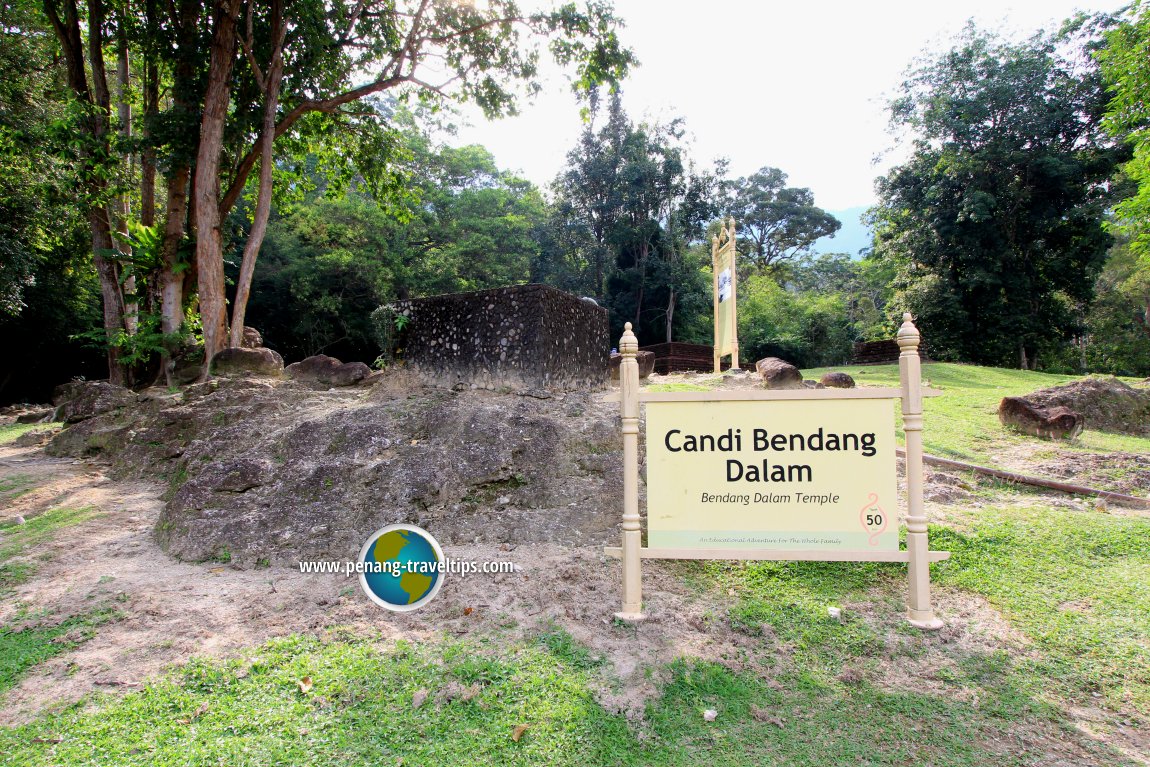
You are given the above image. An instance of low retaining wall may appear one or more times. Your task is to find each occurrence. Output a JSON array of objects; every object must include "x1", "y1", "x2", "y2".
[
  {"x1": 640, "y1": 342, "x2": 728, "y2": 374},
  {"x1": 393, "y1": 284, "x2": 608, "y2": 391}
]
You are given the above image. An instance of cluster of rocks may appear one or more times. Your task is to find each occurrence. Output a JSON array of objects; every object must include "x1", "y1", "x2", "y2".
[
  {"x1": 754, "y1": 357, "x2": 855, "y2": 390},
  {"x1": 8, "y1": 328, "x2": 383, "y2": 437}
]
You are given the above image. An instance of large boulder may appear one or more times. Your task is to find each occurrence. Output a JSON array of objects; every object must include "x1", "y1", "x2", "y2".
[
  {"x1": 1024, "y1": 377, "x2": 1150, "y2": 437},
  {"x1": 211, "y1": 347, "x2": 284, "y2": 377},
  {"x1": 59, "y1": 381, "x2": 137, "y2": 423},
  {"x1": 820, "y1": 372, "x2": 856, "y2": 389},
  {"x1": 285, "y1": 354, "x2": 372, "y2": 387},
  {"x1": 608, "y1": 351, "x2": 655, "y2": 381},
  {"x1": 998, "y1": 397, "x2": 1084, "y2": 440},
  {"x1": 756, "y1": 357, "x2": 803, "y2": 389}
]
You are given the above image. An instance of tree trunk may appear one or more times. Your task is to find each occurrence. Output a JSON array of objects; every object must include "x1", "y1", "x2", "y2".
[
  {"x1": 193, "y1": 0, "x2": 242, "y2": 374},
  {"x1": 44, "y1": 0, "x2": 129, "y2": 385},
  {"x1": 140, "y1": 0, "x2": 159, "y2": 227},
  {"x1": 665, "y1": 288, "x2": 675, "y2": 343},
  {"x1": 230, "y1": 0, "x2": 285, "y2": 348},
  {"x1": 115, "y1": 19, "x2": 137, "y2": 337}
]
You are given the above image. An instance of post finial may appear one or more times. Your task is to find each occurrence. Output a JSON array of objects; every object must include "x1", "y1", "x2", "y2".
[
  {"x1": 896, "y1": 312, "x2": 919, "y2": 350},
  {"x1": 620, "y1": 322, "x2": 638, "y2": 356}
]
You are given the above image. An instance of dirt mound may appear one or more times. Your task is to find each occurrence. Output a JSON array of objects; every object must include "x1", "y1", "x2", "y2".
[
  {"x1": 45, "y1": 375, "x2": 623, "y2": 566},
  {"x1": 1025, "y1": 377, "x2": 1150, "y2": 437}
]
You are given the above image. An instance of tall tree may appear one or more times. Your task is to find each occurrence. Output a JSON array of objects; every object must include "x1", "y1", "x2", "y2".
[
  {"x1": 868, "y1": 19, "x2": 1127, "y2": 368},
  {"x1": 1097, "y1": 0, "x2": 1150, "y2": 338},
  {"x1": 729, "y1": 166, "x2": 840, "y2": 276},
  {"x1": 42, "y1": 0, "x2": 633, "y2": 380},
  {"x1": 547, "y1": 92, "x2": 719, "y2": 343},
  {"x1": 43, "y1": 0, "x2": 130, "y2": 383}
]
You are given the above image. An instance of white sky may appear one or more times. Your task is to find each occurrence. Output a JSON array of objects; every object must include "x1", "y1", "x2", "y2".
[{"x1": 448, "y1": 0, "x2": 1129, "y2": 211}]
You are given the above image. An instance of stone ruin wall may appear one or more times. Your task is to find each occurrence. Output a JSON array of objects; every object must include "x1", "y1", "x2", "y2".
[{"x1": 392, "y1": 284, "x2": 609, "y2": 391}]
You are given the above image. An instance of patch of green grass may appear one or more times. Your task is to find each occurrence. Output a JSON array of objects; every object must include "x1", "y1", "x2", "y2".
[
  {"x1": 0, "y1": 633, "x2": 638, "y2": 767},
  {"x1": 0, "y1": 561, "x2": 35, "y2": 596},
  {"x1": 0, "y1": 609, "x2": 118, "y2": 693},
  {"x1": 804, "y1": 363, "x2": 1150, "y2": 463},
  {"x1": 638, "y1": 655, "x2": 1129, "y2": 767},
  {"x1": 714, "y1": 559, "x2": 900, "y2": 675},
  {"x1": 930, "y1": 505, "x2": 1150, "y2": 712},
  {"x1": 0, "y1": 620, "x2": 1137, "y2": 766},
  {"x1": 0, "y1": 472, "x2": 36, "y2": 503},
  {"x1": 0, "y1": 423, "x2": 57, "y2": 445},
  {"x1": 0, "y1": 505, "x2": 97, "y2": 563},
  {"x1": 645, "y1": 382, "x2": 712, "y2": 393}
]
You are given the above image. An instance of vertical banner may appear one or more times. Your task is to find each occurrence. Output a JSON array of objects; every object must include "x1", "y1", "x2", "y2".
[{"x1": 713, "y1": 218, "x2": 738, "y2": 371}]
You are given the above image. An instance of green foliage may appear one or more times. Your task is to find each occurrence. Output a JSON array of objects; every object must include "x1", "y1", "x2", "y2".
[
  {"x1": 729, "y1": 167, "x2": 841, "y2": 275},
  {"x1": 738, "y1": 273, "x2": 854, "y2": 368},
  {"x1": 542, "y1": 92, "x2": 721, "y2": 345},
  {"x1": 870, "y1": 20, "x2": 1128, "y2": 369},
  {"x1": 1099, "y1": 1, "x2": 1150, "y2": 257},
  {"x1": 246, "y1": 124, "x2": 548, "y2": 362},
  {"x1": 72, "y1": 310, "x2": 188, "y2": 370}
]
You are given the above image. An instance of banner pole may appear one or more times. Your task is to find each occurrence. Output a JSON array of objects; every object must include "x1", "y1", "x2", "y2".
[
  {"x1": 616, "y1": 322, "x2": 645, "y2": 621},
  {"x1": 898, "y1": 313, "x2": 943, "y2": 630},
  {"x1": 712, "y1": 233, "x2": 721, "y2": 374}
]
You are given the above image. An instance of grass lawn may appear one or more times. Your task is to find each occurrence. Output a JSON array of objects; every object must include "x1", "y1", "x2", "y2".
[{"x1": 805, "y1": 362, "x2": 1150, "y2": 463}]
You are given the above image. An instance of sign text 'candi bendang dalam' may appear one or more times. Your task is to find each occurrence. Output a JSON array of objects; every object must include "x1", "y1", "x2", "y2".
[{"x1": 645, "y1": 398, "x2": 897, "y2": 552}]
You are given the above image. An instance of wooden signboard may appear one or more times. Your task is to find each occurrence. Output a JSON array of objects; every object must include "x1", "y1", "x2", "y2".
[{"x1": 607, "y1": 314, "x2": 948, "y2": 629}]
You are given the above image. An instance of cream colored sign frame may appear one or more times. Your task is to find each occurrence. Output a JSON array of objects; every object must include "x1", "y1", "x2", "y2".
[{"x1": 606, "y1": 313, "x2": 947, "y2": 630}]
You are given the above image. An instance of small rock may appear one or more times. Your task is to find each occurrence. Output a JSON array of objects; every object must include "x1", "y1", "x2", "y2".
[
  {"x1": 827, "y1": 606, "x2": 842, "y2": 621},
  {"x1": 412, "y1": 689, "x2": 429, "y2": 709},
  {"x1": 756, "y1": 357, "x2": 803, "y2": 389},
  {"x1": 703, "y1": 709, "x2": 718, "y2": 722},
  {"x1": 14, "y1": 515, "x2": 26, "y2": 525},
  {"x1": 820, "y1": 372, "x2": 856, "y2": 389}
]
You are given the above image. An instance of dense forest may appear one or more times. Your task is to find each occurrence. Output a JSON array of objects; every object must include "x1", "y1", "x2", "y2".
[{"x1": 4, "y1": 1, "x2": 1150, "y2": 404}]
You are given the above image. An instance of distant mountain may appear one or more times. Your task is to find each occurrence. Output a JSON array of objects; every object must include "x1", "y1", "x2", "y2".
[{"x1": 812, "y1": 205, "x2": 872, "y2": 258}]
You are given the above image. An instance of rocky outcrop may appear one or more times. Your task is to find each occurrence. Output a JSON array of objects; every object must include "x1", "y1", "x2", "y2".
[
  {"x1": 1024, "y1": 377, "x2": 1150, "y2": 437},
  {"x1": 45, "y1": 376, "x2": 622, "y2": 566},
  {"x1": 820, "y1": 372, "x2": 855, "y2": 389},
  {"x1": 211, "y1": 347, "x2": 284, "y2": 377},
  {"x1": 998, "y1": 397, "x2": 1084, "y2": 440},
  {"x1": 285, "y1": 355, "x2": 372, "y2": 387},
  {"x1": 756, "y1": 357, "x2": 802, "y2": 389},
  {"x1": 59, "y1": 381, "x2": 137, "y2": 423}
]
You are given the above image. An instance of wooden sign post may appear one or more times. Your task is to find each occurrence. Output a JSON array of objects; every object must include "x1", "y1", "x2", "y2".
[
  {"x1": 712, "y1": 217, "x2": 739, "y2": 373},
  {"x1": 608, "y1": 313, "x2": 946, "y2": 629}
]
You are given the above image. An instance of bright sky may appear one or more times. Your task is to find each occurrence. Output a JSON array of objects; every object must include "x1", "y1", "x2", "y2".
[{"x1": 450, "y1": 0, "x2": 1129, "y2": 211}]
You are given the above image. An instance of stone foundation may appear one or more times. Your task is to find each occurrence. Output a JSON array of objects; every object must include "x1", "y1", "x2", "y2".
[{"x1": 392, "y1": 284, "x2": 608, "y2": 391}]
